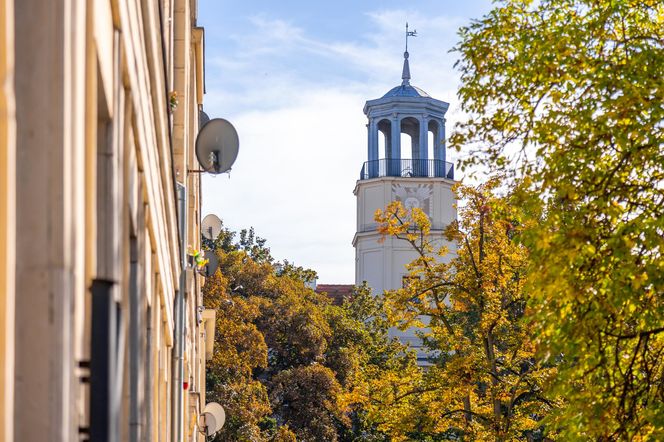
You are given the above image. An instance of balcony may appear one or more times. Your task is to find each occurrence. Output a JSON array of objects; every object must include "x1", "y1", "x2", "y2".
[{"x1": 360, "y1": 158, "x2": 454, "y2": 180}]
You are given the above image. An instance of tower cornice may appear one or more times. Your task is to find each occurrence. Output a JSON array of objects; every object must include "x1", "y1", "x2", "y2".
[{"x1": 363, "y1": 96, "x2": 449, "y2": 117}]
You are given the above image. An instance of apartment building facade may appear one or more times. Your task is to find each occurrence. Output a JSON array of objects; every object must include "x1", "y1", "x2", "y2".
[{"x1": 0, "y1": 0, "x2": 215, "y2": 440}]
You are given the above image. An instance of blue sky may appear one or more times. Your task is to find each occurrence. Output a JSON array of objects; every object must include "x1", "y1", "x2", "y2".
[{"x1": 198, "y1": 0, "x2": 493, "y2": 283}]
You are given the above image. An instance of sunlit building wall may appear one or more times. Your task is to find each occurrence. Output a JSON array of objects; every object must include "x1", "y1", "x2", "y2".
[{"x1": 1, "y1": 0, "x2": 215, "y2": 440}]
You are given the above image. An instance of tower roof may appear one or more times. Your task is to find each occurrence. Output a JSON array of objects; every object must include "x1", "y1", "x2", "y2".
[
  {"x1": 382, "y1": 83, "x2": 430, "y2": 98},
  {"x1": 381, "y1": 48, "x2": 430, "y2": 98},
  {"x1": 364, "y1": 25, "x2": 448, "y2": 116}
]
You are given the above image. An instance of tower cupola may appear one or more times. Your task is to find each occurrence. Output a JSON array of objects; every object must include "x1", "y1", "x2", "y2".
[{"x1": 360, "y1": 36, "x2": 453, "y2": 181}]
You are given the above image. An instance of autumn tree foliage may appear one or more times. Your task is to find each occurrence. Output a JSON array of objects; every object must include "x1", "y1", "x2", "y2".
[
  {"x1": 202, "y1": 222, "x2": 398, "y2": 442},
  {"x1": 203, "y1": 267, "x2": 272, "y2": 440},
  {"x1": 452, "y1": 0, "x2": 664, "y2": 438},
  {"x1": 372, "y1": 181, "x2": 557, "y2": 441}
]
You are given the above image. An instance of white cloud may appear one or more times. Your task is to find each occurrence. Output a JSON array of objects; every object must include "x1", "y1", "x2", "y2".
[
  {"x1": 202, "y1": 8, "x2": 476, "y2": 282},
  {"x1": 203, "y1": 88, "x2": 365, "y2": 282}
]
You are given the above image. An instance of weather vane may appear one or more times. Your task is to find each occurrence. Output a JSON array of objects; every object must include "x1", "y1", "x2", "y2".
[{"x1": 405, "y1": 22, "x2": 417, "y2": 52}]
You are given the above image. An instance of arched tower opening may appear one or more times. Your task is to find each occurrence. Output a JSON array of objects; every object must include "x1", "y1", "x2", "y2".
[
  {"x1": 428, "y1": 119, "x2": 441, "y2": 159},
  {"x1": 400, "y1": 117, "x2": 419, "y2": 159},
  {"x1": 402, "y1": 117, "x2": 426, "y2": 176},
  {"x1": 377, "y1": 119, "x2": 392, "y2": 177},
  {"x1": 377, "y1": 118, "x2": 391, "y2": 160},
  {"x1": 427, "y1": 121, "x2": 436, "y2": 161}
]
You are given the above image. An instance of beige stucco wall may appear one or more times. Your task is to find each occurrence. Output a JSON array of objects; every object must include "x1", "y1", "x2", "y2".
[
  {"x1": 6, "y1": 0, "x2": 211, "y2": 440},
  {"x1": 0, "y1": 0, "x2": 15, "y2": 440},
  {"x1": 354, "y1": 176, "x2": 457, "y2": 291}
]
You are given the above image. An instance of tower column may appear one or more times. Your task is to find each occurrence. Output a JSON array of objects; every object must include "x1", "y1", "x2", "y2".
[
  {"x1": 390, "y1": 116, "x2": 400, "y2": 176},
  {"x1": 432, "y1": 119, "x2": 439, "y2": 161},
  {"x1": 441, "y1": 118, "x2": 449, "y2": 177},
  {"x1": 367, "y1": 120, "x2": 378, "y2": 178},
  {"x1": 419, "y1": 117, "x2": 428, "y2": 159},
  {"x1": 433, "y1": 119, "x2": 446, "y2": 177},
  {"x1": 441, "y1": 118, "x2": 447, "y2": 163},
  {"x1": 418, "y1": 117, "x2": 428, "y2": 176}
]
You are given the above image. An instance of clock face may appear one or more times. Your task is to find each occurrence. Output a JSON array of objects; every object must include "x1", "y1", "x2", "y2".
[{"x1": 404, "y1": 197, "x2": 420, "y2": 210}]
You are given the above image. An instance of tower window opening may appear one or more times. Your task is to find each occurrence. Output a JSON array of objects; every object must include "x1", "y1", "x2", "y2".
[
  {"x1": 377, "y1": 118, "x2": 391, "y2": 160},
  {"x1": 428, "y1": 120, "x2": 440, "y2": 160},
  {"x1": 428, "y1": 130, "x2": 435, "y2": 160},
  {"x1": 400, "y1": 133, "x2": 413, "y2": 160},
  {"x1": 400, "y1": 117, "x2": 420, "y2": 160},
  {"x1": 400, "y1": 117, "x2": 422, "y2": 176},
  {"x1": 378, "y1": 131, "x2": 387, "y2": 160}
]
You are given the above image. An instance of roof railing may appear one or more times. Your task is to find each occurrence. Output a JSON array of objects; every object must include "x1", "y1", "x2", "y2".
[{"x1": 360, "y1": 158, "x2": 454, "y2": 180}]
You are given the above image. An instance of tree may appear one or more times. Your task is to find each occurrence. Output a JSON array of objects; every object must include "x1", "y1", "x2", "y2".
[
  {"x1": 203, "y1": 224, "x2": 398, "y2": 441},
  {"x1": 452, "y1": 0, "x2": 664, "y2": 438},
  {"x1": 270, "y1": 364, "x2": 346, "y2": 442},
  {"x1": 203, "y1": 262, "x2": 272, "y2": 441},
  {"x1": 336, "y1": 284, "x2": 411, "y2": 442},
  {"x1": 373, "y1": 181, "x2": 558, "y2": 440},
  {"x1": 255, "y1": 287, "x2": 332, "y2": 370}
]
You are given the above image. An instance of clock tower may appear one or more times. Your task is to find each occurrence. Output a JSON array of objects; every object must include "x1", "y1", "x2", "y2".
[{"x1": 353, "y1": 47, "x2": 457, "y2": 363}]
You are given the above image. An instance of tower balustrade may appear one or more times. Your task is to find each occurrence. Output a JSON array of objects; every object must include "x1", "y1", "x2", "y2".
[{"x1": 360, "y1": 158, "x2": 454, "y2": 180}]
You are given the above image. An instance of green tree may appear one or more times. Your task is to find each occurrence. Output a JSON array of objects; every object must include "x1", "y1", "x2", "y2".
[
  {"x1": 239, "y1": 227, "x2": 273, "y2": 264},
  {"x1": 203, "y1": 262, "x2": 272, "y2": 441},
  {"x1": 335, "y1": 284, "x2": 410, "y2": 442},
  {"x1": 452, "y1": 0, "x2": 664, "y2": 438},
  {"x1": 373, "y1": 181, "x2": 557, "y2": 441},
  {"x1": 255, "y1": 287, "x2": 332, "y2": 370},
  {"x1": 270, "y1": 364, "x2": 347, "y2": 442}
]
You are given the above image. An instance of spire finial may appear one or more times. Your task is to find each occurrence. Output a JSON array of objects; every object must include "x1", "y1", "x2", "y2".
[{"x1": 403, "y1": 23, "x2": 417, "y2": 85}]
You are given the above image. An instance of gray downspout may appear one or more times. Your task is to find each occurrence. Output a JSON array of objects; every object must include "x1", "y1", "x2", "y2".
[{"x1": 172, "y1": 183, "x2": 186, "y2": 442}]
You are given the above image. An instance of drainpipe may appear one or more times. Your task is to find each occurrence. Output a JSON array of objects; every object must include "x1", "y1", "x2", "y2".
[{"x1": 172, "y1": 183, "x2": 187, "y2": 442}]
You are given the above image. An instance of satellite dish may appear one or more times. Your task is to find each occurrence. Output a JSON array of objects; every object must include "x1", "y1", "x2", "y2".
[
  {"x1": 199, "y1": 110, "x2": 210, "y2": 128},
  {"x1": 203, "y1": 414, "x2": 217, "y2": 437},
  {"x1": 195, "y1": 118, "x2": 239, "y2": 174},
  {"x1": 199, "y1": 251, "x2": 219, "y2": 278},
  {"x1": 201, "y1": 214, "x2": 223, "y2": 240},
  {"x1": 202, "y1": 402, "x2": 225, "y2": 435}
]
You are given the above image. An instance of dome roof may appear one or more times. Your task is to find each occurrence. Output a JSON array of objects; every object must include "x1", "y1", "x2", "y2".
[
  {"x1": 382, "y1": 84, "x2": 430, "y2": 98},
  {"x1": 380, "y1": 49, "x2": 431, "y2": 99}
]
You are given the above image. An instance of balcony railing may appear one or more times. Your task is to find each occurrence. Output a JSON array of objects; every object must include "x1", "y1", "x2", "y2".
[{"x1": 360, "y1": 158, "x2": 454, "y2": 180}]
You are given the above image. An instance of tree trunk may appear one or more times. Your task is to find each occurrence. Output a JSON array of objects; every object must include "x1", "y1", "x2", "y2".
[{"x1": 484, "y1": 333, "x2": 503, "y2": 440}]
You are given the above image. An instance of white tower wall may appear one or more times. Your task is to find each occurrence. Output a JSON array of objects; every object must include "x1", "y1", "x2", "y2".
[
  {"x1": 353, "y1": 176, "x2": 457, "y2": 361},
  {"x1": 353, "y1": 48, "x2": 457, "y2": 363}
]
